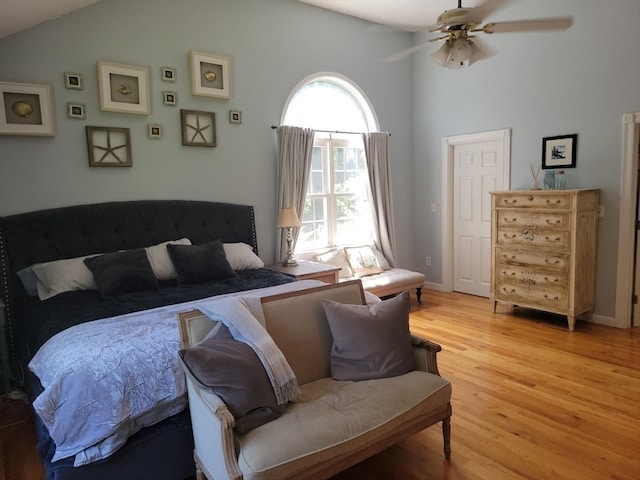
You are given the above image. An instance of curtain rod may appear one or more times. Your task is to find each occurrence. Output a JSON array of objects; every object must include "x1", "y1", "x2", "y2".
[{"x1": 270, "y1": 126, "x2": 390, "y2": 136}]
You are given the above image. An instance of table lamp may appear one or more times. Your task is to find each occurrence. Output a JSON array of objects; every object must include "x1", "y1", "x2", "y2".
[{"x1": 277, "y1": 207, "x2": 301, "y2": 266}]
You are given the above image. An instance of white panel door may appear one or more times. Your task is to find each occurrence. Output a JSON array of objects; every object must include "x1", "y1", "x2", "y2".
[{"x1": 453, "y1": 140, "x2": 504, "y2": 297}]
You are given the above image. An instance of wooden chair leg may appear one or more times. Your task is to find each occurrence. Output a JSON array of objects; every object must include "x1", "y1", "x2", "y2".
[
  {"x1": 442, "y1": 416, "x2": 451, "y2": 459},
  {"x1": 416, "y1": 287, "x2": 422, "y2": 304}
]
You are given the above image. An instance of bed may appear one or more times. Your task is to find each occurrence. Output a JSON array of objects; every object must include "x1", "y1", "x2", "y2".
[{"x1": 0, "y1": 199, "x2": 312, "y2": 480}]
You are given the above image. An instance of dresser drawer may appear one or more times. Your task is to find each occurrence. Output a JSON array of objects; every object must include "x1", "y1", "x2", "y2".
[
  {"x1": 498, "y1": 211, "x2": 569, "y2": 230},
  {"x1": 496, "y1": 264, "x2": 568, "y2": 290},
  {"x1": 496, "y1": 247, "x2": 569, "y2": 270},
  {"x1": 497, "y1": 227, "x2": 569, "y2": 250},
  {"x1": 495, "y1": 282, "x2": 568, "y2": 311},
  {"x1": 495, "y1": 193, "x2": 570, "y2": 209}
]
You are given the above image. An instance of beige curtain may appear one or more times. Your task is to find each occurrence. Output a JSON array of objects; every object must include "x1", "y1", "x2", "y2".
[
  {"x1": 362, "y1": 132, "x2": 397, "y2": 266},
  {"x1": 276, "y1": 126, "x2": 315, "y2": 262}
]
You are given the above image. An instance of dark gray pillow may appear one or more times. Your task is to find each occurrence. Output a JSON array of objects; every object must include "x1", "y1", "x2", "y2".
[
  {"x1": 166, "y1": 240, "x2": 237, "y2": 285},
  {"x1": 321, "y1": 291, "x2": 414, "y2": 381},
  {"x1": 179, "y1": 324, "x2": 285, "y2": 434},
  {"x1": 83, "y1": 249, "x2": 157, "y2": 296}
]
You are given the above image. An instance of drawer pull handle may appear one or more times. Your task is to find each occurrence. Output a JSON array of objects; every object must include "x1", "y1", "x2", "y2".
[
  {"x1": 503, "y1": 287, "x2": 516, "y2": 294},
  {"x1": 527, "y1": 195, "x2": 534, "y2": 201},
  {"x1": 546, "y1": 199, "x2": 561, "y2": 205},
  {"x1": 504, "y1": 217, "x2": 517, "y2": 223},
  {"x1": 544, "y1": 277, "x2": 559, "y2": 283},
  {"x1": 543, "y1": 294, "x2": 559, "y2": 301},
  {"x1": 502, "y1": 271, "x2": 516, "y2": 277},
  {"x1": 504, "y1": 199, "x2": 517, "y2": 205},
  {"x1": 545, "y1": 219, "x2": 561, "y2": 225},
  {"x1": 503, "y1": 254, "x2": 517, "y2": 260},
  {"x1": 545, "y1": 236, "x2": 561, "y2": 242},
  {"x1": 544, "y1": 259, "x2": 560, "y2": 265},
  {"x1": 503, "y1": 233, "x2": 517, "y2": 239}
]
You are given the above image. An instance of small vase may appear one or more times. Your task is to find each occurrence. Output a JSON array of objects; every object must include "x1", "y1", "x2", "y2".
[{"x1": 530, "y1": 178, "x2": 540, "y2": 190}]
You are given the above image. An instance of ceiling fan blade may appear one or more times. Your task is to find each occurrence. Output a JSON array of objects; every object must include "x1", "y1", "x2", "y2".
[
  {"x1": 482, "y1": 17, "x2": 573, "y2": 34},
  {"x1": 383, "y1": 42, "x2": 430, "y2": 62},
  {"x1": 466, "y1": 0, "x2": 512, "y2": 24}
]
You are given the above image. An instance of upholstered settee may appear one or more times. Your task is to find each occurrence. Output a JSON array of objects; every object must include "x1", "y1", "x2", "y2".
[
  {"x1": 306, "y1": 245, "x2": 426, "y2": 303},
  {"x1": 178, "y1": 280, "x2": 451, "y2": 480}
]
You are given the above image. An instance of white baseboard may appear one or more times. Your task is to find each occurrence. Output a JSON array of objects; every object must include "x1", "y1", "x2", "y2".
[{"x1": 424, "y1": 281, "x2": 446, "y2": 292}]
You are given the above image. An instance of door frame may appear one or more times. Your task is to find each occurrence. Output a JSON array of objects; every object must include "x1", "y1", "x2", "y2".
[
  {"x1": 615, "y1": 112, "x2": 640, "y2": 328},
  {"x1": 442, "y1": 128, "x2": 511, "y2": 292}
]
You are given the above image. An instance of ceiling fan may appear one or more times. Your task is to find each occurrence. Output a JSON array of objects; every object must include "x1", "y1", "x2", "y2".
[{"x1": 385, "y1": 0, "x2": 573, "y2": 68}]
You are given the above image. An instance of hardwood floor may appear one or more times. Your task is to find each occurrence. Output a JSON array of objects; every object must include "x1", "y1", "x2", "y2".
[{"x1": 1, "y1": 289, "x2": 639, "y2": 480}]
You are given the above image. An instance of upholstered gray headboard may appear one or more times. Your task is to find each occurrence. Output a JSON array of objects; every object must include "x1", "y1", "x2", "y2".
[{"x1": 0, "y1": 199, "x2": 258, "y2": 382}]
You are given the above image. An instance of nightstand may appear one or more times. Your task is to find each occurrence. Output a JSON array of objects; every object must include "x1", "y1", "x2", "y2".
[{"x1": 267, "y1": 260, "x2": 340, "y2": 284}]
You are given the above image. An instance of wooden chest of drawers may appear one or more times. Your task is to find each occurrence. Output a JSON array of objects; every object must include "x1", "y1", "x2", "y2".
[{"x1": 489, "y1": 189, "x2": 599, "y2": 331}]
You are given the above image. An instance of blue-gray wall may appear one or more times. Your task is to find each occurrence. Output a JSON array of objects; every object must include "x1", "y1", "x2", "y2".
[
  {"x1": 1, "y1": 0, "x2": 639, "y2": 322},
  {"x1": 0, "y1": 0, "x2": 415, "y2": 266},
  {"x1": 412, "y1": 0, "x2": 640, "y2": 322}
]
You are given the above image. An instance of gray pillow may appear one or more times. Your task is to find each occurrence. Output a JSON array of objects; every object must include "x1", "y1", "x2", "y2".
[
  {"x1": 179, "y1": 324, "x2": 285, "y2": 434},
  {"x1": 84, "y1": 249, "x2": 158, "y2": 297},
  {"x1": 321, "y1": 291, "x2": 414, "y2": 381},
  {"x1": 166, "y1": 240, "x2": 237, "y2": 285}
]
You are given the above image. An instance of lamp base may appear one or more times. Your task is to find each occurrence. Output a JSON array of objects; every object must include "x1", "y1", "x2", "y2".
[{"x1": 281, "y1": 257, "x2": 298, "y2": 267}]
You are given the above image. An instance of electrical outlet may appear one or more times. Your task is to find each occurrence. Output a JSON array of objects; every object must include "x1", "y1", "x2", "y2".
[
  {"x1": 430, "y1": 203, "x2": 436, "y2": 212},
  {"x1": 425, "y1": 256, "x2": 431, "y2": 267}
]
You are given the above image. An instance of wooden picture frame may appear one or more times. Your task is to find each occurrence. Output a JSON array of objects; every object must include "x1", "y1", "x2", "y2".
[
  {"x1": 148, "y1": 123, "x2": 163, "y2": 139},
  {"x1": 163, "y1": 91, "x2": 177, "y2": 106},
  {"x1": 0, "y1": 81, "x2": 56, "y2": 136},
  {"x1": 86, "y1": 126, "x2": 132, "y2": 167},
  {"x1": 161, "y1": 67, "x2": 176, "y2": 82},
  {"x1": 229, "y1": 110, "x2": 242, "y2": 124},
  {"x1": 181, "y1": 109, "x2": 216, "y2": 147},
  {"x1": 97, "y1": 60, "x2": 150, "y2": 115},
  {"x1": 542, "y1": 134, "x2": 577, "y2": 169},
  {"x1": 189, "y1": 50, "x2": 231, "y2": 99}
]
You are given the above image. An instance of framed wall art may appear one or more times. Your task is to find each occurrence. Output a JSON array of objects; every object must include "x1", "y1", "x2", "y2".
[
  {"x1": 181, "y1": 109, "x2": 216, "y2": 147},
  {"x1": 189, "y1": 50, "x2": 231, "y2": 99},
  {"x1": 86, "y1": 126, "x2": 132, "y2": 167},
  {"x1": 163, "y1": 91, "x2": 177, "y2": 106},
  {"x1": 97, "y1": 60, "x2": 150, "y2": 115},
  {"x1": 67, "y1": 102, "x2": 85, "y2": 120},
  {"x1": 148, "y1": 123, "x2": 163, "y2": 139},
  {"x1": 0, "y1": 81, "x2": 56, "y2": 136},
  {"x1": 64, "y1": 72, "x2": 83, "y2": 90},
  {"x1": 229, "y1": 110, "x2": 242, "y2": 124},
  {"x1": 542, "y1": 134, "x2": 577, "y2": 169},
  {"x1": 161, "y1": 67, "x2": 176, "y2": 82}
]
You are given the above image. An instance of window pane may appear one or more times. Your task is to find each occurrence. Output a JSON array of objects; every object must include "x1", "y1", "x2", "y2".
[
  {"x1": 300, "y1": 197, "x2": 328, "y2": 247},
  {"x1": 334, "y1": 194, "x2": 372, "y2": 245},
  {"x1": 334, "y1": 147, "x2": 366, "y2": 194}
]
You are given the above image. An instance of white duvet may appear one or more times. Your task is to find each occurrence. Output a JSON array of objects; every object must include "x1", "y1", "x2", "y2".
[{"x1": 28, "y1": 280, "x2": 323, "y2": 466}]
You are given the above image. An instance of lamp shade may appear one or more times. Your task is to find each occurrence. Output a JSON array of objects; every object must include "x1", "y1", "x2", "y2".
[{"x1": 276, "y1": 207, "x2": 301, "y2": 228}]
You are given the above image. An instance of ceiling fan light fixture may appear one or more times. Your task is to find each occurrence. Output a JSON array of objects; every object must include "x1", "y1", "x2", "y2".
[
  {"x1": 431, "y1": 42, "x2": 451, "y2": 67},
  {"x1": 449, "y1": 37, "x2": 473, "y2": 63}
]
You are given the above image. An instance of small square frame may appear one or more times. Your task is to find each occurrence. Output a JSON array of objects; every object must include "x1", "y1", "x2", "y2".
[
  {"x1": 542, "y1": 134, "x2": 577, "y2": 169},
  {"x1": 67, "y1": 102, "x2": 85, "y2": 120},
  {"x1": 86, "y1": 126, "x2": 132, "y2": 167},
  {"x1": 229, "y1": 110, "x2": 242, "y2": 124},
  {"x1": 189, "y1": 50, "x2": 231, "y2": 99},
  {"x1": 181, "y1": 109, "x2": 216, "y2": 147},
  {"x1": 163, "y1": 91, "x2": 177, "y2": 106},
  {"x1": 97, "y1": 60, "x2": 150, "y2": 115},
  {"x1": 0, "y1": 81, "x2": 56, "y2": 136},
  {"x1": 148, "y1": 123, "x2": 163, "y2": 139},
  {"x1": 64, "y1": 72, "x2": 83, "y2": 90},
  {"x1": 161, "y1": 67, "x2": 177, "y2": 82}
]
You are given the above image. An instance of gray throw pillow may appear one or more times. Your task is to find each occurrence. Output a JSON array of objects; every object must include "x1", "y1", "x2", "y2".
[
  {"x1": 179, "y1": 324, "x2": 285, "y2": 434},
  {"x1": 83, "y1": 249, "x2": 158, "y2": 297},
  {"x1": 166, "y1": 240, "x2": 237, "y2": 285},
  {"x1": 321, "y1": 291, "x2": 414, "y2": 381}
]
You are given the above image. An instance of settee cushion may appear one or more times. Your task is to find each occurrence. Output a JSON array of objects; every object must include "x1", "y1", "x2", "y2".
[
  {"x1": 235, "y1": 371, "x2": 451, "y2": 480},
  {"x1": 343, "y1": 245, "x2": 384, "y2": 277},
  {"x1": 167, "y1": 240, "x2": 237, "y2": 284},
  {"x1": 322, "y1": 291, "x2": 414, "y2": 381},
  {"x1": 84, "y1": 249, "x2": 158, "y2": 296},
  {"x1": 179, "y1": 323, "x2": 285, "y2": 434}
]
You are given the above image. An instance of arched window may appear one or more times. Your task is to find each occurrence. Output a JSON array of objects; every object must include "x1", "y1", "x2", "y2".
[{"x1": 282, "y1": 73, "x2": 379, "y2": 251}]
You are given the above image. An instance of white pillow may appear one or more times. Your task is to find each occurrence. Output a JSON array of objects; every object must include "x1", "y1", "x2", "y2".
[
  {"x1": 223, "y1": 243, "x2": 264, "y2": 270},
  {"x1": 314, "y1": 248, "x2": 354, "y2": 279},
  {"x1": 145, "y1": 238, "x2": 192, "y2": 280},
  {"x1": 32, "y1": 255, "x2": 99, "y2": 300},
  {"x1": 370, "y1": 244, "x2": 391, "y2": 270}
]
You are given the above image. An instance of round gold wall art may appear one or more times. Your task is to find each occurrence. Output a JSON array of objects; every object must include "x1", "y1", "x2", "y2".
[
  {"x1": 203, "y1": 71, "x2": 217, "y2": 82},
  {"x1": 12, "y1": 100, "x2": 34, "y2": 117}
]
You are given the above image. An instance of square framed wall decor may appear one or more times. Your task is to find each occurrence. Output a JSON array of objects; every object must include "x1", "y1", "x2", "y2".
[
  {"x1": 64, "y1": 72, "x2": 83, "y2": 90},
  {"x1": 181, "y1": 109, "x2": 216, "y2": 147},
  {"x1": 542, "y1": 134, "x2": 577, "y2": 169},
  {"x1": 86, "y1": 126, "x2": 132, "y2": 167},
  {"x1": 189, "y1": 50, "x2": 231, "y2": 99},
  {"x1": 0, "y1": 81, "x2": 56, "y2": 136},
  {"x1": 67, "y1": 102, "x2": 85, "y2": 120},
  {"x1": 97, "y1": 60, "x2": 150, "y2": 115}
]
